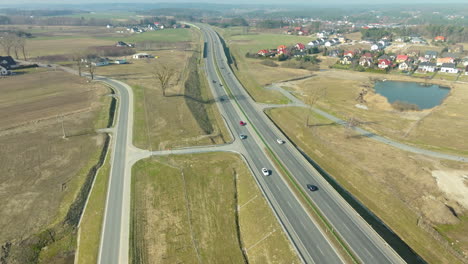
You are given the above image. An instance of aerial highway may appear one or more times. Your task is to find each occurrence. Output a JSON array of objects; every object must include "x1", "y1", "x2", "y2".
[
  {"x1": 201, "y1": 27, "x2": 345, "y2": 264},
  {"x1": 199, "y1": 24, "x2": 405, "y2": 264}
]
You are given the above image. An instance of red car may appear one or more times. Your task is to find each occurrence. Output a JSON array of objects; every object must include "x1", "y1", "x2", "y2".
[{"x1": 239, "y1": 121, "x2": 247, "y2": 126}]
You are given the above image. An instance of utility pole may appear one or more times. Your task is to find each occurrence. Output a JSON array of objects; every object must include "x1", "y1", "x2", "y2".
[{"x1": 57, "y1": 115, "x2": 66, "y2": 138}]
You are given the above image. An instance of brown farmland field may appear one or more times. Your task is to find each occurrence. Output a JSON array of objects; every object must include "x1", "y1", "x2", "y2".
[{"x1": 0, "y1": 69, "x2": 111, "y2": 260}]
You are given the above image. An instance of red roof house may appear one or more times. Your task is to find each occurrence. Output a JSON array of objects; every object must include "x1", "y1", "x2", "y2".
[
  {"x1": 344, "y1": 51, "x2": 355, "y2": 57},
  {"x1": 277, "y1": 45, "x2": 287, "y2": 54},
  {"x1": 257, "y1": 49, "x2": 269, "y2": 56},
  {"x1": 434, "y1": 36, "x2": 445, "y2": 42},
  {"x1": 295, "y1": 43, "x2": 306, "y2": 51},
  {"x1": 396, "y1": 55, "x2": 409, "y2": 63},
  {"x1": 378, "y1": 59, "x2": 392, "y2": 69},
  {"x1": 361, "y1": 53, "x2": 373, "y2": 59}
]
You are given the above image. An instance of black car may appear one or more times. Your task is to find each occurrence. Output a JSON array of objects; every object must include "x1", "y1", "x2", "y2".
[{"x1": 307, "y1": 184, "x2": 318, "y2": 191}]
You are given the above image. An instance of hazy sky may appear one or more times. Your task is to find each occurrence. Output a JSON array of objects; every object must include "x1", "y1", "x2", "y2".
[{"x1": 1, "y1": 0, "x2": 467, "y2": 5}]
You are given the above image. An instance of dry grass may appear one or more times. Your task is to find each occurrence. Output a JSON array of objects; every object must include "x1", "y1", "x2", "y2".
[
  {"x1": 266, "y1": 107, "x2": 467, "y2": 263},
  {"x1": 97, "y1": 46, "x2": 230, "y2": 150},
  {"x1": 27, "y1": 38, "x2": 115, "y2": 58},
  {"x1": 285, "y1": 70, "x2": 468, "y2": 155},
  {"x1": 0, "y1": 70, "x2": 110, "y2": 245},
  {"x1": 131, "y1": 153, "x2": 299, "y2": 264}
]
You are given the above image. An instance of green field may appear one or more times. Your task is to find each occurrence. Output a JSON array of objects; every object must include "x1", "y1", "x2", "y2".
[
  {"x1": 100, "y1": 29, "x2": 193, "y2": 43},
  {"x1": 130, "y1": 153, "x2": 300, "y2": 264}
]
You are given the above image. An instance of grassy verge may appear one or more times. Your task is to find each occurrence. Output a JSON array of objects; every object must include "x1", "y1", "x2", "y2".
[
  {"x1": 266, "y1": 107, "x2": 464, "y2": 264},
  {"x1": 75, "y1": 150, "x2": 112, "y2": 264},
  {"x1": 130, "y1": 153, "x2": 300, "y2": 263},
  {"x1": 215, "y1": 28, "x2": 305, "y2": 104}
]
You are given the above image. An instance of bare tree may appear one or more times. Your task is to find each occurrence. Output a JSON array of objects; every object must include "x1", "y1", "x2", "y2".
[
  {"x1": 154, "y1": 64, "x2": 175, "y2": 97},
  {"x1": 0, "y1": 33, "x2": 15, "y2": 56},
  {"x1": 72, "y1": 53, "x2": 84, "y2": 76},
  {"x1": 305, "y1": 86, "x2": 327, "y2": 127},
  {"x1": 17, "y1": 37, "x2": 27, "y2": 61},
  {"x1": 355, "y1": 88, "x2": 368, "y2": 104},
  {"x1": 86, "y1": 60, "x2": 96, "y2": 80},
  {"x1": 344, "y1": 115, "x2": 361, "y2": 138}
]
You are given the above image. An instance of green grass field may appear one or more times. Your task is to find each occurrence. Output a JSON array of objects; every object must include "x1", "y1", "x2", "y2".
[
  {"x1": 130, "y1": 153, "x2": 300, "y2": 264},
  {"x1": 99, "y1": 28, "x2": 193, "y2": 43}
]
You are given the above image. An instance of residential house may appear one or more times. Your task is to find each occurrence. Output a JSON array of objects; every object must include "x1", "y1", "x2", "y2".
[
  {"x1": 378, "y1": 54, "x2": 391, "y2": 61},
  {"x1": 343, "y1": 51, "x2": 355, "y2": 58},
  {"x1": 295, "y1": 43, "x2": 306, "y2": 51},
  {"x1": 257, "y1": 49, "x2": 269, "y2": 56},
  {"x1": 398, "y1": 61, "x2": 413, "y2": 71},
  {"x1": 324, "y1": 41, "x2": 334, "y2": 47},
  {"x1": 338, "y1": 36, "x2": 346, "y2": 43},
  {"x1": 277, "y1": 45, "x2": 287, "y2": 55},
  {"x1": 92, "y1": 58, "x2": 109, "y2": 67},
  {"x1": 410, "y1": 37, "x2": 425, "y2": 44},
  {"x1": 132, "y1": 53, "x2": 152, "y2": 59},
  {"x1": 0, "y1": 56, "x2": 16, "y2": 70},
  {"x1": 316, "y1": 31, "x2": 329, "y2": 38},
  {"x1": 396, "y1": 55, "x2": 409, "y2": 63},
  {"x1": 440, "y1": 63, "x2": 459, "y2": 74},
  {"x1": 113, "y1": 59, "x2": 128, "y2": 64},
  {"x1": 417, "y1": 62, "x2": 437, "y2": 72},
  {"x1": 371, "y1": 43, "x2": 384, "y2": 51},
  {"x1": 340, "y1": 56, "x2": 353, "y2": 65},
  {"x1": 465, "y1": 65, "x2": 468, "y2": 75},
  {"x1": 437, "y1": 57, "x2": 455, "y2": 66},
  {"x1": 418, "y1": 56, "x2": 430, "y2": 63},
  {"x1": 378, "y1": 59, "x2": 392, "y2": 69},
  {"x1": 461, "y1": 57, "x2": 468, "y2": 66},
  {"x1": 359, "y1": 57, "x2": 373, "y2": 67},
  {"x1": 82, "y1": 57, "x2": 109, "y2": 67},
  {"x1": 0, "y1": 65, "x2": 10, "y2": 76},
  {"x1": 307, "y1": 40, "x2": 320, "y2": 47},
  {"x1": 424, "y1": 50, "x2": 438, "y2": 59},
  {"x1": 361, "y1": 53, "x2": 373, "y2": 59},
  {"x1": 434, "y1": 36, "x2": 445, "y2": 42}
]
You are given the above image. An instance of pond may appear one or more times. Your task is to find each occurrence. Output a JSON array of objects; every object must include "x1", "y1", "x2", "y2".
[{"x1": 374, "y1": 81, "x2": 450, "y2": 110}]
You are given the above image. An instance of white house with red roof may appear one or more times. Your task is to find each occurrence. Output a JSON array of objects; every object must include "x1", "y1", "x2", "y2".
[
  {"x1": 257, "y1": 49, "x2": 269, "y2": 56},
  {"x1": 343, "y1": 51, "x2": 355, "y2": 58},
  {"x1": 396, "y1": 55, "x2": 409, "y2": 63},
  {"x1": 378, "y1": 59, "x2": 392, "y2": 69},
  {"x1": 295, "y1": 43, "x2": 306, "y2": 51},
  {"x1": 277, "y1": 45, "x2": 287, "y2": 55}
]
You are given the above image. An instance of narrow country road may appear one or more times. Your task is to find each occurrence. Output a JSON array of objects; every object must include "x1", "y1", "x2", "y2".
[{"x1": 266, "y1": 83, "x2": 468, "y2": 162}]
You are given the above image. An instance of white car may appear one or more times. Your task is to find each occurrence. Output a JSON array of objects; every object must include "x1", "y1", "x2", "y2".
[
  {"x1": 276, "y1": 139, "x2": 285, "y2": 144},
  {"x1": 261, "y1": 168, "x2": 270, "y2": 176}
]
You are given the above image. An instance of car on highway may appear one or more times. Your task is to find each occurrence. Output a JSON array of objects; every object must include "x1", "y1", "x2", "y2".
[
  {"x1": 276, "y1": 139, "x2": 285, "y2": 144},
  {"x1": 212, "y1": 80, "x2": 216, "y2": 83},
  {"x1": 239, "y1": 121, "x2": 247, "y2": 126},
  {"x1": 240, "y1": 134, "x2": 247, "y2": 139},
  {"x1": 261, "y1": 168, "x2": 270, "y2": 176},
  {"x1": 306, "y1": 184, "x2": 318, "y2": 191}
]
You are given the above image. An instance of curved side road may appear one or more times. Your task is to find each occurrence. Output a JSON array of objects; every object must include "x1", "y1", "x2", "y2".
[{"x1": 267, "y1": 83, "x2": 468, "y2": 162}]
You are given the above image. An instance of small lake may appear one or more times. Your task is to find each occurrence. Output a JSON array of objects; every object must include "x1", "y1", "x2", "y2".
[{"x1": 374, "y1": 81, "x2": 450, "y2": 110}]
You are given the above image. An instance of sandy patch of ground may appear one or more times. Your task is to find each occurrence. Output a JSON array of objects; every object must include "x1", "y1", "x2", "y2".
[{"x1": 432, "y1": 170, "x2": 468, "y2": 209}]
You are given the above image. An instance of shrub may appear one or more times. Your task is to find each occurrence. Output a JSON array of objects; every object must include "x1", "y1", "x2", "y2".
[
  {"x1": 391, "y1": 100, "x2": 420, "y2": 111},
  {"x1": 260, "y1": 60, "x2": 278, "y2": 67}
]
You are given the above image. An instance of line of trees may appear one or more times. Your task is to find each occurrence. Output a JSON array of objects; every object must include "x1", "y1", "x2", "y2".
[{"x1": 0, "y1": 32, "x2": 28, "y2": 60}]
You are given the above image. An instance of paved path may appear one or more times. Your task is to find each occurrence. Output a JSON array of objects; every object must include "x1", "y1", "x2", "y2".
[{"x1": 266, "y1": 83, "x2": 468, "y2": 162}]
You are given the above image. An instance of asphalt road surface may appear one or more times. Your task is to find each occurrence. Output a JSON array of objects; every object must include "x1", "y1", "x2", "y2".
[{"x1": 199, "y1": 24, "x2": 405, "y2": 264}]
